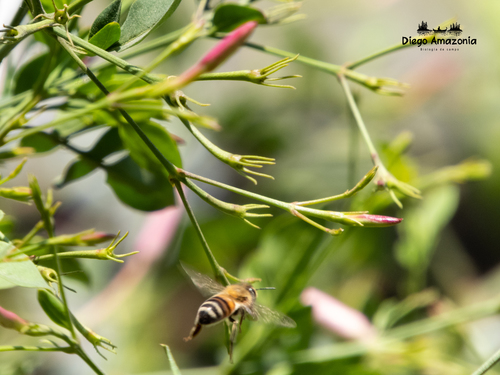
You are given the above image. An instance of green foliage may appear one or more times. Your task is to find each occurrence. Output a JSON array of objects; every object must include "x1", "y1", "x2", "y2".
[
  {"x1": 116, "y1": 0, "x2": 182, "y2": 51},
  {"x1": 212, "y1": 4, "x2": 267, "y2": 32},
  {"x1": 88, "y1": 22, "x2": 121, "y2": 51},
  {"x1": 89, "y1": 0, "x2": 122, "y2": 39},
  {"x1": 0, "y1": 243, "x2": 48, "y2": 289},
  {"x1": 13, "y1": 53, "x2": 49, "y2": 95},
  {"x1": 0, "y1": 1, "x2": 496, "y2": 374}
]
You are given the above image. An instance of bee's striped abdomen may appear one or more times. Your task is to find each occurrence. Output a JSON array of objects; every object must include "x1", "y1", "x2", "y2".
[{"x1": 197, "y1": 294, "x2": 235, "y2": 325}]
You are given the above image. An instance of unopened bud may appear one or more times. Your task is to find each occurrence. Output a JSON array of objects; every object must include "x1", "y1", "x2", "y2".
[
  {"x1": 342, "y1": 213, "x2": 403, "y2": 227},
  {"x1": 0, "y1": 187, "x2": 31, "y2": 202},
  {"x1": 0, "y1": 306, "x2": 29, "y2": 332},
  {"x1": 175, "y1": 21, "x2": 258, "y2": 87}
]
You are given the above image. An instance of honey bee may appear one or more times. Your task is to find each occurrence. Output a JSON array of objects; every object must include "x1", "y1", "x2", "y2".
[{"x1": 182, "y1": 266, "x2": 296, "y2": 361}]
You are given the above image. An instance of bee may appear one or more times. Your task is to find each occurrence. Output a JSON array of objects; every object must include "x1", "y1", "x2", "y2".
[{"x1": 182, "y1": 266, "x2": 296, "y2": 361}]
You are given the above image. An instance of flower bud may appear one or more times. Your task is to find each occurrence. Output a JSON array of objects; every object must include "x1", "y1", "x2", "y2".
[
  {"x1": 0, "y1": 306, "x2": 29, "y2": 332},
  {"x1": 0, "y1": 187, "x2": 31, "y2": 202},
  {"x1": 175, "y1": 21, "x2": 258, "y2": 87},
  {"x1": 342, "y1": 213, "x2": 403, "y2": 227}
]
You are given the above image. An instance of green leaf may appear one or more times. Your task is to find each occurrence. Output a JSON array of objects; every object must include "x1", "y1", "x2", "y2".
[
  {"x1": 0, "y1": 211, "x2": 4, "y2": 223},
  {"x1": 54, "y1": 159, "x2": 98, "y2": 188},
  {"x1": 89, "y1": 22, "x2": 121, "y2": 51},
  {"x1": 395, "y1": 185, "x2": 460, "y2": 273},
  {"x1": 0, "y1": 241, "x2": 11, "y2": 258},
  {"x1": 116, "y1": 0, "x2": 182, "y2": 51},
  {"x1": 20, "y1": 132, "x2": 60, "y2": 153},
  {"x1": 55, "y1": 127, "x2": 124, "y2": 188},
  {"x1": 212, "y1": 4, "x2": 267, "y2": 33},
  {"x1": 89, "y1": 0, "x2": 122, "y2": 39},
  {"x1": 106, "y1": 156, "x2": 174, "y2": 211},
  {"x1": 118, "y1": 121, "x2": 182, "y2": 175},
  {"x1": 162, "y1": 345, "x2": 182, "y2": 375},
  {"x1": 14, "y1": 53, "x2": 49, "y2": 95},
  {"x1": 0, "y1": 250, "x2": 48, "y2": 290}
]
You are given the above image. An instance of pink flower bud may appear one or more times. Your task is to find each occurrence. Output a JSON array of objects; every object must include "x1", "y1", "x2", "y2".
[
  {"x1": 175, "y1": 21, "x2": 258, "y2": 87},
  {"x1": 200, "y1": 21, "x2": 258, "y2": 71},
  {"x1": 301, "y1": 288, "x2": 376, "y2": 341},
  {"x1": 0, "y1": 306, "x2": 29, "y2": 332},
  {"x1": 345, "y1": 213, "x2": 403, "y2": 227}
]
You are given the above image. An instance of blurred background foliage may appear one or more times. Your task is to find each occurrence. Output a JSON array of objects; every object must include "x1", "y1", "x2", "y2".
[{"x1": 0, "y1": 0, "x2": 499, "y2": 374}]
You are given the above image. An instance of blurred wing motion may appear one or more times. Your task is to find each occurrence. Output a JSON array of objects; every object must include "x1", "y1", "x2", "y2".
[
  {"x1": 252, "y1": 303, "x2": 296, "y2": 328},
  {"x1": 182, "y1": 264, "x2": 225, "y2": 297}
]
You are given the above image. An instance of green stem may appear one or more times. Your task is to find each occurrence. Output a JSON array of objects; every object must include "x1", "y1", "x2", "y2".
[
  {"x1": 0, "y1": 93, "x2": 40, "y2": 144},
  {"x1": 5, "y1": 101, "x2": 104, "y2": 142},
  {"x1": 47, "y1": 225, "x2": 77, "y2": 342},
  {"x1": 471, "y1": 348, "x2": 500, "y2": 375},
  {"x1": 346, "y1": 43, "x2": 409, "y2": 69},
  {"x1": 182, "y1": 170, "x2": 289, "y2": 210},
  {"x1": 181, "y1": 170, "x2": 361, "y2": 229},
  {"x1": 35, "y1": 250, "x2": 110, "y2": 261},
  {"x1": 0, "y1": 345, "x2": 73, "y2": 353},
  {"x1": 76, "y1": 347, "x2": 106, "y2": 375},
  {"x1": 241, "y1": 41, "x2": 407, "y2": 95},
  {"x1": 0, "y1": 1, "x2": 28, "y2": 64},
  {"x1": 57, "y1": 37, "x2": 181, "y2": 179},
  {"x1": 118, "y1": 26, "x2": 190, "y2": 61},
  {"x1": 174, "y1": 180, "x2": 229, "y2": 286},
  {"x1": 51, "y1": 28, "x2": 159, "y2": 84},
  {"x1": 338, "y1": 74, "x2": 378, "y2": 159},
  {"x1": 296, "y1": 166, "x2": 377, "y2": 206},
  {"x1": 116, "y1": 22, "x2": 203, "y2": 93},
  {"x1": 197, "y1": 70, "x2": 258, "y2": 82}
]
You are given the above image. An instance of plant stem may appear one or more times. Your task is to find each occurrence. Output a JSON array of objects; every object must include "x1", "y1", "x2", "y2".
[
  {"x1": 116, "y1": 22, "x2": 203, "y2": 93},
  {"x1": 0, "y1": 345, "x2": 73, "y2": 353},
  {"x1": 51, "y1": 28, "x2": 159, "y2": 84},
  {"x1": 174, "y1": 180, "x2": 229, "y2": 286},
  {"x1": 76, "y1": 347, "x2": 106, "y2": 375},
  {"x1": 58, "y1": 37, "x2": 181, "y2": 181},
  {"x1": 346, "y1": 43, "x2": 408, "y2": 69},
  {"x1": 338, "y1": 74, "x2": 378, "y2": 158},
  {"x1": 181, "y1": 170, "x2": 362, "y2": 230},
  {"x1": 471, "y1": 348, "x2": 500, "y2": 375}
]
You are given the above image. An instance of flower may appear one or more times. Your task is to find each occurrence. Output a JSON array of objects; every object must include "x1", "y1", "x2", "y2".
[{"x1": 301, "y1": 287, "x2": 376, "y2": 341}]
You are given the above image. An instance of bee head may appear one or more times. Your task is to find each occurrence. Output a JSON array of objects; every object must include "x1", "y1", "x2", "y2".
[
  {"x1": 245, "y1": 285, "x2": 276, "y2": 301},
  {"x1": 245, "y1": 284, "x2": 257, "y2": 301}
]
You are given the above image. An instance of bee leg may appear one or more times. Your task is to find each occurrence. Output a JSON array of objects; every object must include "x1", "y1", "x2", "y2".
[
  {"x1": 229, "y1": 319, "x2": 239, "y2": 364},
  {"x1": 184, "y1": 324, "x2": 202, "y2": 342},
  {"x1": 238, "y1": 311, "x2": 245, "y2": 333}
]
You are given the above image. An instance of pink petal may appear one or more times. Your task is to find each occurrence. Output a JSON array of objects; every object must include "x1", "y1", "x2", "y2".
[{"x1": 301, "y1": 287, "x2": 376, "y2": 341}]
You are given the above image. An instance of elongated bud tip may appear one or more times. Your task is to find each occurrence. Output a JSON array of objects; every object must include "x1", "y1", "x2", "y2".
[
  {"x1": 347, "y1": 213, "x2": 403, "y2": 227},
  {"x1": 175, "y1": 21, "x2": 258, "y2": 87},
  {"x1": 0, "y1": 306, "x2": 29, "y2": 332},
  {"x1": 200, "y1": 21, "x2": 258, "y2": 71}
]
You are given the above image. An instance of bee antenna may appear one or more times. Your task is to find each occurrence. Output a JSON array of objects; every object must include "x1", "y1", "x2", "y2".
[{"x1": 256, "y1": 287, "x2": 276, "y2": 291}]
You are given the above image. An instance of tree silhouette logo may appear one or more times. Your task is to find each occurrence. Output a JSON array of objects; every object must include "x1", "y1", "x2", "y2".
[{"x1": 417, "y1": 21, "x2": 463, "y2": 36}]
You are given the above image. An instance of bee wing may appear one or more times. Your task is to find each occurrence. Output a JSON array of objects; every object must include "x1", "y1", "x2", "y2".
[
  {"x1": 182, "y1": 265, "x2": 225, "y2": 297},
  {"x1": 251, "y1": 303, "x2": 297, "y2": 328}
]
